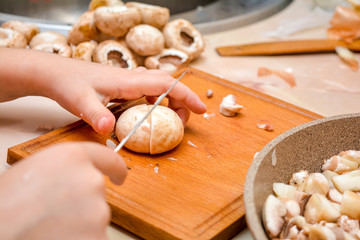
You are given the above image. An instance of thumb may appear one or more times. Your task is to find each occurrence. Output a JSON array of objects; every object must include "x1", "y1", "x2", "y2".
[{"x1": 76, "y1": 94, "x2": 116, "y2": 135}]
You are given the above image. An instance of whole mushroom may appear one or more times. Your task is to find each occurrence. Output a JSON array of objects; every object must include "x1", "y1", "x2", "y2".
[
  {"x1": 94, "y1": 5, "x2": 141, "y2": 37},
  {"x1": 93, "y1": 39, "x2": 137, "y2": 69},
  {"x1": 163, "y1": 18, "x2": 205, "y2": 61},
  {"x1": 1, "y1": 20, "x2": 40, "y2": 44},
  {"x1": 125, "y1": 2, "x2": 170, "y2": 29},
  {"x1": 144, "y1": 48, "x2": 189, "y2": 74},
  {"x1": 125, "y1": 24, "x2": 164, "y2": 56},
  {"x1": 0, "y1": 28, "x2": 27, "y2": 48}
]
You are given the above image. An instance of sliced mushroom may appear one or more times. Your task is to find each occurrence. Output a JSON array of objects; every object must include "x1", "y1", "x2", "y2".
[
  {"x1": 144, "y1": 48, "x2": 189, "y2": 74},
  {"x1": 0, "y1": 28, "x2": 27, "y2": 48},
  {"x1": 30, "y1": 31, "x2": 67, "y2": 49},
  {"x1": 125, "y1": 2, "x2": 170, "y2": 29},
  {"x1": 163, "y1": 18, "x2": 205, "y2": 61},
  {"x1": 72, "y1": 40, "x2": 97, "y2": 61},
  {"x1": 125, "y1": 24, "x2": 164, "y2": 56},
  {"x1": 322, "y1": 155, "x2": 358, "y2": 174},
  {"x1": 1, "y1": 20, "x2": 39, "y2": 44},
  {"x1": 219, "y1": 94, "x2": 243, "y2": 117},
  {"x1": 262, "y1": 194, "x2": 287, "y2": 238},
  {"x1": 88, "y1": 0, "x2": 124, "y2": 10},
  {"x1": 32, "y1": 42, "x2": 72, "y2": 58},
  {"x1": 340, "y1": 191, "x2": 360, "y2": 219},
  {"x1": 94, "y1": 5, "x2": 141, "y2": 37},
  {"x1": 332, "y1": 170, "x2": 360, "y2": 193},
  {"x1": 304, "y1": 193, "x2": 340, "y2": 224},
  {"x1": 93, "y1": 39, "x2": 137, "y2": 69},
  {"x1": 303, "y1": 173, "x2": 330, "y2": 195}
]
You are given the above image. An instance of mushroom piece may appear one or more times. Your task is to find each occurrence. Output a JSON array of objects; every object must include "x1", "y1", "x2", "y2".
[
  {"x1": 206, "y1": 89, "x2": 214, "y2": 98},
  {"x1": 93, "y1": 40, "x2": 137, "y2": 69},
  {"x1": 332, "y1": 170, "x2": 360, "y2": 193},
  {"x1": 94, "y1": 5, "x2": 141, "y2": 37},
  {"x1": 339, "y1": 150, "x2": 360, "y2": 164},
  {"x1": 303, "y1": 173, "x2": 330, "y2": 195},
  {"x1": 125, "y1": 2, "x2": 170, "y2": 29},
  {"x1": 144, "y1": 48, "x2": 189, "y2": 74},
  {"x1": 115, "y1": 104, "x2": 184, "y2": 154},
  {"x1": 340, "y1": 191, "x2": 360, "y2": 219},
  {"x1": 219, "y1": 94, "x2": 243, "y2": 117},
  {"x1": 308, "y1": 224, "x2": 345, "y2": 240},
  {"x1": 29, "y1": 31, "x2": 68, "y2": 49},
  {"x1": 88, "y1": 0, "x2": 124, "y2": 10},
  {"x1": 163, "y1": 18, "x2": 205, "y2": 61},
  {"x1": 280, "y1": 216, "x2": 310, "y2": 239},
  {"x1": 262, "y1": 194, "x2": 287, "y2": 238},
  {"x1": 304, "y1": 193, "x2": 340, "y2": 224},
  {"x1": 125, "y1": 24, "x2": 164, "y2": 56},
  {"x1": 322, "y1": 155, "x2": 358, "y2": 174},
  {"x1": 289, "y1": 170, "x2": 309, "y2": 191},
  {"x1": 68, "y1": 11, "x2": 108, "y2": 46},
  {"x1": 72, "y1": 40, "x2": 98, "y2": 61},
  {"x1": 337, "y1": 215, "x2": 360, "y2": 237},
  {"x1": 0, "y1": 28, "x2": 27, "y2": 48},
  {"x1": 322, "y1": 170, "x2": 338, "y2": 188},
  {"x1": 328, "y1": 187, "x2": 343, "y2": 204},
  {"x1": 1, "y1": 20, "x2": 40, "y2": 44},
  {"x1": 282, "y1": 199, "x2": 301, "y2": 220},
  {"x1": 32, "y1": 42, "x2": 72, "y2": 58}
]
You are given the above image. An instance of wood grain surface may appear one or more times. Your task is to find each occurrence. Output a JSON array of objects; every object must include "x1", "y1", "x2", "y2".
[
  {"x1": 216, "y1": 39, "x2": 360, "y2": 56},
  {"x1": 7, "y1": 67, "x2": 322, "y2": 240}
]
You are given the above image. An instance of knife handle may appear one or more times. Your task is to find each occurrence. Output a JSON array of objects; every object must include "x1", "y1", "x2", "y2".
[{"x1": 216, "y1": 39, "x2": 360, "y2": 56}]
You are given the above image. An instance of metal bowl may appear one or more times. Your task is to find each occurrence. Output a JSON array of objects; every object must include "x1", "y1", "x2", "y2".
[{"x1": 244, "y1": 113, "x2": 360, "y2": 240}]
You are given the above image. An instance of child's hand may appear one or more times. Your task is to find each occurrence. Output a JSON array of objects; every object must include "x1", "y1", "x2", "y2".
[
  {"x1": 0, "y1": 48, "x2": 207, "y2": 135},
  {"x1": 49, "y1": 63, "x2": 207, "y2": 135},
  {"x1": 0, "y1": 142, "x2": 127, "y2": 240}
]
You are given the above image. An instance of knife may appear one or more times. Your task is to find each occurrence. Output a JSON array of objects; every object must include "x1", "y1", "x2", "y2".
[
  {"x1": 113, "y1": 67, "x2": 190, "y2": 153},
  {"x1": 216, "y1": 39, "x2": 360, "y2": 56}
]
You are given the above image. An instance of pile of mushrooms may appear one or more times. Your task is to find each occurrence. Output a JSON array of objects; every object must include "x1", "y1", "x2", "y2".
[
  {"x1": 0, "y1": 0, "x2": 205, "y2": 74},
  {"x1": 263, "y1": 150, "x2": 360, "y2": 239}
]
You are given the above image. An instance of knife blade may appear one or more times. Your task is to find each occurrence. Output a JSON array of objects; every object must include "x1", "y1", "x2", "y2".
[{"x1": 113, "y1": 67, "x2": 190, "y2": 153}]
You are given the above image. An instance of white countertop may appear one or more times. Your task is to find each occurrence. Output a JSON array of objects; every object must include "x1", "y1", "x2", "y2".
[{"x1": 1, "y1": 0, "x2": 358, "y2": 239}]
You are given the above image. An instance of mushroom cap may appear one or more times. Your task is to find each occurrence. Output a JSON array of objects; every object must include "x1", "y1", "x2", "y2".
[
  {"x1": 0, "y1": 28, "x2": 27, "y2": 48},
  {"x1": 1, "y1": 20, "x2": 40, "y2": 44},
  {"x1": 125, "y1": 24, "x2": 164, "y2": 56},
  {"x1": 163, "y1": 18, "x2": 205, "y2": 61},
  {"x1": 126, "y1": 2, "x2": 170, "y2": 29},
  {"x1": 116, "y1": 104, "x2": 152, "y2": 154},
  {"x1": 33, "y1": 42, "x2": 72, "y2": 58},
  {"x1": 94, "y1": 5, "x2": 141, "y2": 37},
  {"x1": 93, "y1": 39, "x2": 137, "y2": 69},
  {"x1": 88, "y1": 0, "x2": 124, "y2": 10},
  {"x1": 72, "y1": 40, "x2": 98, "y2": 61},
  {"x1": 68, "y1": 11, "x2": 102, "y2": 46},
  {"x1": 144, "y1": 48, "x2": 189, "y2": 74},
  {"x1": 115, "y1": 104, "x2": 184, "y2": 155},
  {"x1": 150, "y1": 105, "x2": 184, "y2": 155},
  {"x1": 30, "y1": 31, "x2": 67, "y2": 49}
]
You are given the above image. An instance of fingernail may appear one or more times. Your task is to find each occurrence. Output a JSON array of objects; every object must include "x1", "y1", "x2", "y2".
[{"x1": 97, "y1": 116, "x2": 108, "y2": 132}]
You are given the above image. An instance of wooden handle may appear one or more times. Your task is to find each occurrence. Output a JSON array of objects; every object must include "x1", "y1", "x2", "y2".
[{"x1": 216, "y1": 39, "x2": 360, "y2": 56}]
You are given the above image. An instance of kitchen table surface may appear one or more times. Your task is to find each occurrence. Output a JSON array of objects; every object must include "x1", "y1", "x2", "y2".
[{"x1": 0, "y1": 0, "x2": 358, "y2": 239}]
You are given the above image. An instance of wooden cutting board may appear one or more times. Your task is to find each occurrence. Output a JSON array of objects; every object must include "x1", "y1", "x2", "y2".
[{"x1": 7, "y1": 67, "x2": 322, "y2": 240}]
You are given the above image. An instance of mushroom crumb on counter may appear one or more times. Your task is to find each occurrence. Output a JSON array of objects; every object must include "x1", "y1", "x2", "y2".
[
  {"x1": 263, "y1": 150, "x2": 360, "y2": 240},
  {"x1": 219, "y1": 94, "x2": 243, "y2": 117},
  {"x1": 206, "y1": 89, "x2": 213, "y2": 98}
]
